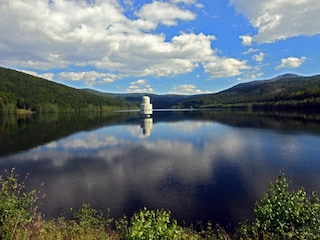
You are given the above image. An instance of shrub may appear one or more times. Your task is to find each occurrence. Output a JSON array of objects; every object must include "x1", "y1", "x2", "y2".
[
  {"x1": 126, "y1": 207, "x2": 204, "y2": 240},
  {"x1": 126, "y1": 207, "x2": 178, "y2": 239},
  {"x1": 240, "y1": 172, "x2": 320, "y2": 239},
  {"x1": 68, "y1": 203, "x2": 112, "y2": 238},
  {"x1": 0, "y1": 169, "x2": 38, "y2": 240}
]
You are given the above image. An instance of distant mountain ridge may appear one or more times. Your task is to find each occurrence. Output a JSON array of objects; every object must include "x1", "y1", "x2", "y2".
[
  {"x1": 84, "y1": 73, "x2": 320, "y2": 111},
  {"x1": 175, "y1": 74, "x2": 320, "y2": 110},
  {"x1": 81, "y1": 89, "x2": 200, "y2": 109},
  {"x1": 1, "y1": 66, "x2": 320, "y2": 113},
  {"x1": 229, "y1": 73, "x2": 301, "y2": 91}
]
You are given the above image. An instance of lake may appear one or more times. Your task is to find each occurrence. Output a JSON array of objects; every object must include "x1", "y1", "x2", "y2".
[{"x1": 1, "y1": 110, "x2": 320, "y2": 227}]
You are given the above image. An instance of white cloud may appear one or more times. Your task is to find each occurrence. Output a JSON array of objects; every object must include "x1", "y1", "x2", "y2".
[
  {"x1": 242, "y1": 48, "x2": 258, "y2": 55},
  {"x1": 170, "y1": 84, "x2": 209, "y2": 94},
  {"x1": 0, "y1": 0, "x2": 249, "y2": 86},
  {"x1": 204, "y1": 58, "x2": 250, "y2": 79},
  {"x1": 136, "y1": 1, "x2": 196, "y2": 26},
  {"x1": 58, "y1": 71, "x2": 119, "y2": 86},
  {"x1": 275, "y1": 56, "x2": 306, "y2": 70},
  {"x1": 126, "y1": 79, "x2": 154, "y2": 93},
  {"x1": 237, "y1": 71, "x2": 264, "y2": 81},
  {"x1": 135, "y1": 79, "x2": 147, "y2": 85},
  {"x1": 252, "y1": 52, "x2": 264, "y2": 62},
  {"x1": 239, "y1": 35, "x2": 253, "y2": 46},
  {"x1": 20, "y1": 70, "x2": 54, "y2": 80},
  {"x1": 170, "y1": 0, "x2": 203, "y2": 7},
  {"x1": 231, "y1": 0, "x2": 320, "y2": 43},
  {"x1": 170, "y1": 0, "x2": 196, "y2": 4}
]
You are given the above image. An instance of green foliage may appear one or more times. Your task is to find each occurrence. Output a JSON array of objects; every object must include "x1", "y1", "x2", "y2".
[
  {"x1": 0, "y1": 169, "x2": 38, "y2": 240},
  {"x1": 54, "y1": 204, "x2": 115, "y2": 240},
  {"x1": 69, "y1": 203, "x2": 111, "y2": 237},
  {"x1": 0, "y1": 67, "x2": 135, "y2": 114},
  {"x1": 126, "y1": 207, "x2": 205, "y2": 240},
  {"x1": 127, "y1": 207, "x2": 179, "y2": 239},
  {"x1": 240, "y1": 172, "x2": 320, "y2": 239}
]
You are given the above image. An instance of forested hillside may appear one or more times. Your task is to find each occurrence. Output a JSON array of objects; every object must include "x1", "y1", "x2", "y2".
[
  {"x1": 2, "y1": 67, "x2": 319, "y2": 113},
  {"x1": 175, "y1": 74, "x2": 320, "y2": 111},
  {"x1": 0, "y1": 67, "x2": 135, "y2": 113}
]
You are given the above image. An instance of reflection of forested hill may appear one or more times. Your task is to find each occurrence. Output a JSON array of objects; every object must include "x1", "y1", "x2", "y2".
[
  {"x1": 1, "y1": 110, "x2": 320, "y2": 157},
  {"x1": 151, "y1": 110, "x2": 320, "y2": 134},
  {"x1": 0, "y1": 67, "x2": 135, "y2": 113},
  {"x1": 0, "y1": 112, "x2": 138, "y2": 157},
  {"x1": 190, "y1": 110, "x2": 320, "y2": 134},
  {"x1": 175, "y1": 74, "x2": 320, "y2": 111}
]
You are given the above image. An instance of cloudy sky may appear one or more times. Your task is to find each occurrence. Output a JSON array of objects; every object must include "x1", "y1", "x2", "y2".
[{"x1": 1, "y1": 0, "x2": 319, "y2": 94}]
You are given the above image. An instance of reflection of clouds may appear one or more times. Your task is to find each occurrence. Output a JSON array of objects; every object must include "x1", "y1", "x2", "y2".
[
  {"x1": 138, "y1": 139, "x2": 213, "y2": 183},
  {"x1": 277, "y1": 135, "x2": 301, "y2": 161},
  {"x1": 126, "y1": 125, "x2": 146, "y2": 139},
  {"x1": 214, "y1": 131, "x2": 245, "y2": 160},
  {"x1": 0, "y1": 120, "x2": 319, "y2": 227},
  {"x1": 45, "y1": 141, "x2": 57, "y2": 148},
  {"x1": 167, "y1": 121, "x2": 212, "y2": 134},
  {"x1": 62, "y1": 133, "x2": 124, "y2": 149}
]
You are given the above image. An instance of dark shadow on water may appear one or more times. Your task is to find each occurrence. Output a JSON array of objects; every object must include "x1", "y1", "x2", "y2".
[{"x1": 0, "y1": 112, "x2": 139, "y2": 157}]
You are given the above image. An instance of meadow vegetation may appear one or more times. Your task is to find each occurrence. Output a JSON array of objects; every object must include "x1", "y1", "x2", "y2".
[{"x1": 1, "y1": 169, "x2": 320, "y2": 239}]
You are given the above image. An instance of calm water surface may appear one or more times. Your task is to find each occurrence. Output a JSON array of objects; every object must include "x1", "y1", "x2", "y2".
[{"x1": 1, "y1": 110, "x2": 320, "y2": 227}]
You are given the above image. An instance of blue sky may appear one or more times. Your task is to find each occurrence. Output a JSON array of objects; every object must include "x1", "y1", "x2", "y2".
[{"x1": 0, "y1": 0, "x2": 319, "y2": 94}]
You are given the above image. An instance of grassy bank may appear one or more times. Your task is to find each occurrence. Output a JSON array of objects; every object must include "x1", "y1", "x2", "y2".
[{"x1": 1, "y1": 169, "x2": 320, "y2": 239}]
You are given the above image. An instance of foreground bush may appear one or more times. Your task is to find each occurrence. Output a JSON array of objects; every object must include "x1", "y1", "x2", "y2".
[
  {"x1": 0, "y1": 169, "x2": 38, "y2": 240},
  {"x1": 1, "y1": 169, "x2": 320, "y2": 239},
  {"x1": 125, "y1": 207, "x2": 219, "y2": 240},
  {"x1": 240, "y1": 172, "x2": 320, "y2": 239}
]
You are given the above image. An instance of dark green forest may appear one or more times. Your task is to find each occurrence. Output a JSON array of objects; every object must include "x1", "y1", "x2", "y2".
[
  {"x1": 0, "y1": 67, "x2": 136, "y2": 114},
  {"x1": 175, "y1": 74, "x2": 320, "y2": 111},
  {"x1": 2, "y1": 66, "x2": 320, "y2": 113}
]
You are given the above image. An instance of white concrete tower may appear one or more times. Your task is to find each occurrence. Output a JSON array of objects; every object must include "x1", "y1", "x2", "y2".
[{"x1": 140, "y1": 96, "x2": 153, "y2": 116}]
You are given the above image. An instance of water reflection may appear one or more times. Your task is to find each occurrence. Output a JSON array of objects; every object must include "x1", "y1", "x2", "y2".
[
  {"x1": 1, "y1": 110, "x2": 320, "y2": 227},
  {"x1": 140, "y1": 117, "x2": 153, "y2": 136}
]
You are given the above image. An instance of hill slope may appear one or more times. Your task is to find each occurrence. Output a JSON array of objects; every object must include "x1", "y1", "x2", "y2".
[
  {"x1": 175, "y1": 74, "x2": 320, "y2": 110},
  {"x1": 0, "y1": 67, "x2": 135, "y2": 113}
]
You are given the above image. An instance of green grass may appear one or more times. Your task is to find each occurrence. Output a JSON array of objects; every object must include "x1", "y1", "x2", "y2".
[{"x1": 1, "y1": 169, "x2": 320, "y2": 239}]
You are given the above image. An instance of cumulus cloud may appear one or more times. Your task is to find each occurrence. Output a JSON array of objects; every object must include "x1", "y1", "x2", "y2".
[
  {"x1": 20, "y1": 70, "x2": 55, "y2": 81},
  {"x1": 275, "y1": 56, "x2": 306, "y2": 70},
  {"x1": 231, "y1": 0, "x2": 320, "y2": 43},
  {"x1": 126, "y1": 79, "x2": 154, "y2": 93},
  {"x1": 58, "y1": 71, "x2": 119, "y2": 86},
  {"x1": 252, "y1": 52, "x2": 264, "y2": 62},
  {"x1": 242, "y1": 48, "x2": 258, "y2": 55},
  {"x1": 0, "y1": 0, "x2": 249, "y2": 86},
  {"x1": 170, "y1": 0, "x2": 197, "y2": 4},
  {"x1": 239, "y1": 35, "x2": 253, "y2": 46},
  {"x1": 204, "y1": 58, "x2": 250, "y2": 79},
  {"x1": 170, "y1": 84, "x2": 209, "y2": 94},
  {"x1": 136, "y1": 1, "x2": 196, "y2": 26}
]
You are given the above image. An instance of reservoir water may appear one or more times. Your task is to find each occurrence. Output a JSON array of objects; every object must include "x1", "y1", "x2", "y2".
[{"x1": 1, "y1": 110, "x2": 320, "y2": 227}]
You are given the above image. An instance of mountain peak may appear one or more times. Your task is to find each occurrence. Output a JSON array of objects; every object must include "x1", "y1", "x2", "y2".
[{"x1": 271, "y1": 73, "x2": 301, "y2": 81}]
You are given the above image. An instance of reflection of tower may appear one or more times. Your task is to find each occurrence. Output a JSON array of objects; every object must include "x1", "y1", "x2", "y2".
[
  {"x1": 140, "y1": 117, "x2": 153, "y2": 136},
  {"x1": 140, "y1": 96, "x2": 153, "y2": 117}
]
